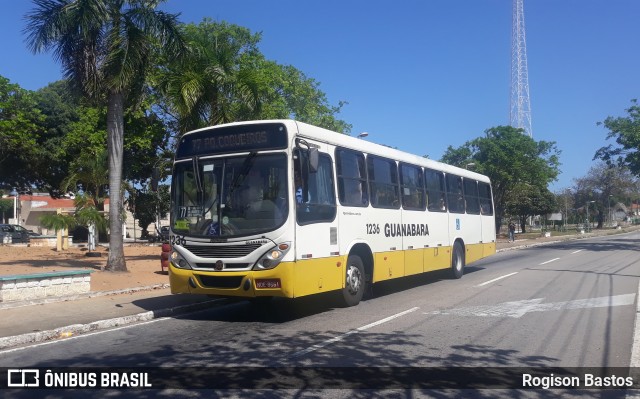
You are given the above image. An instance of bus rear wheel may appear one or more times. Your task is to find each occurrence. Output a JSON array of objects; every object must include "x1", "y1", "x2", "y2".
[
  {"x1": 341, "y1": 254, "x2": 365, "y2": 307},
  {"x1": 450, "y1": 241, "x2": 465, "y2": 279}
]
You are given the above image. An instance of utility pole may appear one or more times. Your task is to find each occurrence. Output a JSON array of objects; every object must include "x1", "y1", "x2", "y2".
[
  {"x1": 564, "y1": 189, "x2": 569, "y2": 231},
  {"x1": 510, "y1": 0, "x2": 533, "y2": 137}
]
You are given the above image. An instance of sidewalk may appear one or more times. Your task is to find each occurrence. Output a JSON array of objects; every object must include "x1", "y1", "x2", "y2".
[
  {"x1": 0, "y1": 288, "x2": 219, "y2": 350},
  {"x1": 1, "y1": 226, "x2": 638, "y2": 350}
]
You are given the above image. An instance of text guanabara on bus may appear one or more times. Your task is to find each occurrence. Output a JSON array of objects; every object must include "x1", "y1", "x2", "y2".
[{"x1": 161, "y1": 120, "x2": 495, "y2": 307}]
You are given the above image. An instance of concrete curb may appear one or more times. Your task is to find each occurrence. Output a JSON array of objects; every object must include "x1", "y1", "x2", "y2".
[
  {"x1": 0, "y1": 297, "x2": 222, "y2": 351},
  {"x1": 0, "y1": 283, "x2": 171, "y2": 310},
  {"x1": 496, "y1": 227, "x2": 640, "y2": 253},
  {"x1": 496, "y1": 240, "x2": 565, "y2": 252}
]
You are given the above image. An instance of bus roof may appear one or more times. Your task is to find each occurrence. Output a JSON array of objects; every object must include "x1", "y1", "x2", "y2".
[{"x1": 183, "y1": 119, "x2": 490, "y2": 183}]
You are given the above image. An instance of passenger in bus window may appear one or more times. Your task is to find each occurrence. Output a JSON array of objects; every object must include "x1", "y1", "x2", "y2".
[
  {"x1": 295, "y1": 170, "x2": 314, "y2": 217},
  {"x1": 244, "y1": 183, "x2": 283, "y2": 222},
  {"x1": 228, "y1": 170, "x2": 262, "y2": 216},
  {"x1": 346, "y1": 180, "x2": 367, "y2": 205},
  {"x1": 295, "y1": 170, "x2": 304, "y2": 204},
  {"x1": 481, "y1": 202, "x2": 490, "y2": 214},
  {"x1": 275, "y1": 180, "x2": 288, "y2": 215}
]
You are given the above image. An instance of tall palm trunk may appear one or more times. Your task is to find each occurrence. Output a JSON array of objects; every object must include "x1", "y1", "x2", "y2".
[{"x1": 106, "y1": 91, "x2": 126, "y2": 271}]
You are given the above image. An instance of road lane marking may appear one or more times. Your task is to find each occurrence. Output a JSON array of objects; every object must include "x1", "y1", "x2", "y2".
[
  {"x1": 628, "y1": 282, "x2": 640, "y2": 399},
  {"x1": 539, "y1": 257, "x2": 560, "y2": 265},
  {"x1": 424, "y1": 294, "x2": 636, "y2": 319},
  {"x1": 476, "y1": 272, "x2": 518, "y2": 287},
  {"x1": 630, "y1": 281, "x2": 640, "y2": 368},
  {"x1": 571, "y1": 250, "x2": 583, "y2": 254},
  {"x1": 289, "y1": 307, "x2": 419, "y2": 358}
]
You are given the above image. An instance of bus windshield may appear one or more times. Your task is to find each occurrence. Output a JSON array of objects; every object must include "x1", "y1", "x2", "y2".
[{"x1": 172, "y1": 153, "x2": 288, "y2": 238}]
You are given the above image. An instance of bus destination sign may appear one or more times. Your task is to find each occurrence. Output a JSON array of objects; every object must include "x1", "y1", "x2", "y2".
[{"x1": 177, "y1": 123, "x2": 288, "y2": 158}]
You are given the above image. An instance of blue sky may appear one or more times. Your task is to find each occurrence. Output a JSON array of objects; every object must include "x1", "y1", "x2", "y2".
[{"x1": 1, "y1": 1, "x2": 639, "y2": 191}]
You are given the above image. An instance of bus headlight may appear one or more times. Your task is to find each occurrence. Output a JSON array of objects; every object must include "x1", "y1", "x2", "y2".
[
  {"x1": 253, "y1": 242, "x2": 291, "y2": 270},
  {"x1": 171, "y1": 250, "x2": 192, "y2": 270}
]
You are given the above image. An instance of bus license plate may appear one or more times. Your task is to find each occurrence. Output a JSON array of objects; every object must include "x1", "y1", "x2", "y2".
[{"x1": 256, "y1": 279, "x2": 281, "y2": 289}]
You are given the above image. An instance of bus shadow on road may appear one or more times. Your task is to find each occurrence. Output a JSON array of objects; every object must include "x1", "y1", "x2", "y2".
[
  {"x1": 367, "y1": 266, "x2": 486, "y2": 301},
  {"x1": 173, "y1": 267, "x2": 488, "y2": 324},
  {"x1": 175, "y1": 292, "x2": 352, "y2": 324}
]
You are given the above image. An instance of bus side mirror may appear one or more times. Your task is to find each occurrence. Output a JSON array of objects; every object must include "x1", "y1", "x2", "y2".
[{"x1": 309, "y1": 148, "x2": 318, "y2": 173}]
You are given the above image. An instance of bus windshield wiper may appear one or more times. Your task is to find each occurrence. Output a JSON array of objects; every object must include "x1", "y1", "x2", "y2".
[
  {"x1": 227, "y1": 151, "x2": 257, "y2": 196},
  {"x1": 192, "y1": 156, "x2": 204, "y2": 193}
]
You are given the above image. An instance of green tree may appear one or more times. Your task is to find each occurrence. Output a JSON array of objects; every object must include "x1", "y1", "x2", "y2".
[
  {"x1": 505, "y1": 183, "x2": 557, "y2": 233},
  {"x1": 34, "y1": 80, "x2": 82, "y2": 196},
  {"x1": 0, "y1": 75, "x2": 44, "y2": 188},
  {"x1": 25, "y1": 0, "x2": 184, "y2": 271},
  {"x1": 127, "y1": 185, "x2": 170, "y2": 238},
  {"x1": 555, "y1": 189, "x2": 576, "y2": 226},
  {"x1": 40, "y1": 193, "x2": 107, "y2": 253},
  {"x1": 253, "y1": 60, "x2": 351, "y2": 133},
  {"x1": 572, "y1": 163, "x2": 640, "y2": 228},
  {"x1": 121, "y1": 103, "x2": 170, "y2": 184},
  {"x1": 594, "y1": 99, "x2": 640, "y2": 175},
  {"x1": 48, "y1": 90, "x2": 170, "y2": 188},
  {"x1": 0, "y1": 198, "x2": 14, "y2": 223},
  {"x1": 61, "y1": 148, "x2": 109, "y2": 212},
  {"x1": 441, "y1": 126, "x2": 561, "y2": 231},
  {"x1": 130, "y1": 190, "x2": 156, "y2": 238},
  {"x1": 154, "y1": 19, "x2": 351, "y2": 140},
  {"x1": 154, "y1": 19, "x2": 262, "y2": 135}
]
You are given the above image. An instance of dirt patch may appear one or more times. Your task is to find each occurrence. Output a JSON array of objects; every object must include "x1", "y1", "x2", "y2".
[{"x1": 0, "y1": 244, "x2": 168, "y2": 292}]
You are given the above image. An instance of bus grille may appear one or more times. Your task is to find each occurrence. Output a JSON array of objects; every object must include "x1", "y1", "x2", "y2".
[
  {"x1": 183, "y1": 243, "x2": 262, "y2": 258},
  {"x1": 195, "y1": 263, "x2": 250, "y2": 270},
  {"x1": 197, "y1": 275, "x2": 244, "y2": 289}
]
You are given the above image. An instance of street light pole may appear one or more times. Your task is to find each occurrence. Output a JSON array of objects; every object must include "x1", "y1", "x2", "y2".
[
  {"x1": 151, "y1": 160, "x2": 163, "y2": 237},
  {"x1": 9, "y1": 188, "x2": 18, "y2": 226},
  {"x1": 608, "y1": 195, "x2": 612, "y2": 228},
  {"x1": 586, "y1": 200, "x2": 595, "y2": 232},
  {"x1": 564, "y1": 190, "x2": 569, "y2": 231}
]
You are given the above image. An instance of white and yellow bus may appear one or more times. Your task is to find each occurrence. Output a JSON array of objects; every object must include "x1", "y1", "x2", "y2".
[{"x1": 164, "y1": 120, "x2": 496, "y2": 306}]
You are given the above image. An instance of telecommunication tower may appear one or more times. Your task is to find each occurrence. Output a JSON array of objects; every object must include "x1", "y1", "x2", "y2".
[{"x1": 510, "y1": 0, "x2": 533, "y2": 137}]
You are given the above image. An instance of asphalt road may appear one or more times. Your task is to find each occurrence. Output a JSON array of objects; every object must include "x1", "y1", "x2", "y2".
[{"x1": 2, "y1": 231, "x2": 640, "y2": 398}]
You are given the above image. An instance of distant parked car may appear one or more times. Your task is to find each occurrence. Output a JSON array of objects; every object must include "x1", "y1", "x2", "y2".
[{"x1": 0, "y1": 224, "x2": 31, "y2": 243}]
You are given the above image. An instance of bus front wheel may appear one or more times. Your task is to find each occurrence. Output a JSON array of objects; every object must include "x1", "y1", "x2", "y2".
[
  {"x1": 342, "y1": 254, "x2": 365, "y2": 307},
  {"x1": 450, "y1": 241, "x2": 465, "y2": 279}
]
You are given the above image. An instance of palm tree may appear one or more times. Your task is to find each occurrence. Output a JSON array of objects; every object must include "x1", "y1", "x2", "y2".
[
  {"x1": 155, "y1": 19, "x2": 261, "y2": 135},
  {"x1": 61, "y1": 148, "x2": 109, "y2": 211},
  {"x1": 24, "y1": 0, "x2": 183, "y2": 271}
]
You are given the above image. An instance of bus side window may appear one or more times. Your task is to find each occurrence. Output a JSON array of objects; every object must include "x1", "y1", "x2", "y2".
[
  {"x1": 478, "y1": 182, "x2": 494, "y2": 215},
  {"x1": 367, "y1": 155, "x2": 399, "y2": 209},
  {"x1": 464, "y1": 178, "x2": 480, "y2": 214},
  {"x1": 345, "y1": 180, "x2": 363, "y2": 204},
  {"x1": 296, "y1": 152, "x2": 337, "y2": 225},
  {"x1": 400, "y1": 163, "x2": 425, "y2": 210},
  {"x1": 425, "y1": 169, "x2": 447, "y2": 212},
  {"x1": 336, "y1": 148, "x2": 368, "y2": 207},
  {"x1": 446, "y1": 174, "x2": 464, "y2": 214}
]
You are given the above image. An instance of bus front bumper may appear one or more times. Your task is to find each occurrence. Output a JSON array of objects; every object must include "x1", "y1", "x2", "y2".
[{"x1": 169, "y1": 261, "x2": 294, "y2": 298}]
